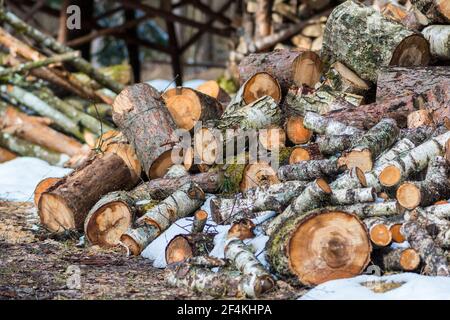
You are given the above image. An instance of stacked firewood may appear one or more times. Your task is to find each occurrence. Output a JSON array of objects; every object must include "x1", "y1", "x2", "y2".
[
  {"x1": 0, "y1": 9, "x2": 131, "y2": 168},
  {"x1": 28, "y1": 1, "x2": 450, "y2": 298}
]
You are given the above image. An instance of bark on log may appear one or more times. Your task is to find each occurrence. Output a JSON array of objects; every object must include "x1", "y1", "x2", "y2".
[
  {"x1": 322, "y1": 1, "x2": 430, "y2": 83},
  {"x1": 381, "y1": 3, "x2": 429, "y2": 31},
  {"x1": 330, "y1": 167, "x2": 368, "y2": 190},
  {"x1": 267, "y1": 209, "x2": 371, "y2": 285},
  {"x1": 165, "y1": 233, "x2": 215, "y2": 265},
  {"x1": 303, "y1": 112, "x2": 363, "y2": 136},
  {"x1": 378, "y1": 131, "x2": 450, "y2": 189},
  {"x1": 210, "y1": 180, "x2": 309, "y2": 224},
  {"x1": 332, "y1": 201, "x2": 405, "y2": 219},
  {"x1": 191, "y1": 210, "x2": 208, "y2": 233},
  {"x1": 324, "y1": 62, "x2": 370, "y2": 96},
  {"x1": 288, "y1": 144, "x2": 323, "y2": 165},
  {"x1": 0, "y1": 146, "x2": 16, "y2": 163},
  {"x1": 401, "y1": 221, "x2": 449, "y2": 276},
  {"x1": 196, "y1": 80, "x2": 231, "y2": 106},
  {"x1": 38, "y1": 153, "x2": 138, "y2": 232},
  {"x1": 330, "y1": 187, "x2": 377, "y2": 205},
  {"x1": 417, "y1": 203, "x2": 450, "y2": 219},
  {"x1": 112, "y1": 83, "x2": 180, "y2": 179},
  {"x1": 375, "y1": 248, "x2": 421, "y2": 271},
  {"x1": 410, "y1": 0, "x2": 450, "y2": 23},
  {"x1": 376, "y1": 67, "x2": 450, "y2": 102},
  {"x1": 120, "y1": 224, "x2": 159, "y2": 256},
  {"x1": 278, "y1": 158, "x2": 345, "y2": 181},
  {"x1": 338, "y1": 118, "x2": 400, "y2": 172},
  {"x1": 238, "y1": 49, "x2": 322, "y2": 93},
  {"x1": 406, "y1": 206, "x2": 450, "y2": 248},
  {"x1": 364, "y1": 217, "x2": 392, "y2": 247},
  {"x1": 228, "y1": 219, "x2": 255, "y2": 240},
  {"x1": 317, "y1": 134, "x2": 357, "y2": 156},
  {"x1": 240, "y1": 161, "x2": 280, "y2": 192},
  {"x1": 225, "y1": 238, "x2": 275, "y2": 294},
  {"x1": 422, "y1": 25, "x2": 450, "y2": 60},
  {"x1": 162, "y1": 87, "x2": 223, "y2": 131}
]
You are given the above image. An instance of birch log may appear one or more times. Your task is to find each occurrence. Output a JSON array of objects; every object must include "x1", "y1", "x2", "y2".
[
  {"x1": 330, "y1": 167, "x2": 368, "y2": 190},
  {"x1": 422, "y1": 25, "x2": 450, "y2": 60},
  {"x1": 375, "y1": 248, "x2": 421, "y2": 271},
  {"x1": 330, "y1": 188, "x2": 377, "y2": 205},
  {"x1": 278, "y1": 158, "x2": 345, "y2": 181},
  {"x1": 165, "y1": 233, "x2": 215, "y2": 264},
  {"x1": 406, "y1": 207, "x2": 450, "y2": 248},
  {"x1": 191, "y1": 210, "x2": 208, "y2": 233},
  {"x1": 364, "y1": 217, "x2": 392, "y2": 247},
  {"x1": 303, "y1": 112, "x2": 363, "y2": 136}
]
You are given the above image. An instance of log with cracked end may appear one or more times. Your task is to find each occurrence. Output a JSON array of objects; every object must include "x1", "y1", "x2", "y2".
[
  {"x1": 267, "y1": 208, "x2": 371, "y2": 285},
  {"x1": 210, "y1": 180, "x2": 309, "y2": 224},
  {"x1": 303, "y1": 111, "x2": 363, "y2": 136},
  {"x1": 330, "y1": 187, "x2": 377, "y2": 206},
  {"x1": 375, "y1": 248, "x2": 421, "y2": 272},
  {"x1": 227, "y1": 219, "x2": 255, "y2": 240},
  {"x1": 165, "y1": 233, "x2": 216, "y2": 265},
  {"x1": 396, "y1": 156, "x2": 450, "y2": 210},
  {"x1": 338, "y1": 118, "x2": 400, "y2": 172},
  {"x1": 278, "y1": 157, "x2": 346, "y2": 181},
  {"x1": 378, "y1": 130, "x2": 450, "y2": 189},
  {"x1": 324, "y1": 61, "x2": 370, "y2": 96},
  {"x1": 225, "y1": 238, "x2": 275, "y2": 295},
  {"x1": 364, "y1": 217, "x2": 392, "y2": 247},
  {"x1": 191, "y1": 210, "x2": 208, "y2": 233},
  {"x1": 34, "y1": 177, "x2": 61, "y2": 208},
  {"x1": 264, "y1": 179, "x2": 332, "y2": 236},
  {"x1": 401, "y1": 221, "x2": 449, "y2": 276},
  {"x1": 222, "y1": 72, "x2": 281, "y2": 118},
  {"x1": 239, "y1": 161, "x2": 280, "y2": 192}
]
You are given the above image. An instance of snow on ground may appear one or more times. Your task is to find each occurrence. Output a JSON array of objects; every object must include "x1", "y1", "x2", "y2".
[
  {"x1": 0, "y1": 157, "x2": 72, "y2": 202},
  {"x1": 300, "y1": 273, "x2": 450, "y2": 300},
  {"x1": 146, "y1": 79, "x2": 206, "y2": 92}
]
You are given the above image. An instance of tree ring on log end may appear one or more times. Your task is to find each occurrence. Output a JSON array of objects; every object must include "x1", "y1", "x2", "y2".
[
  {"x1": 292, "y1": 51, "x2": 322, "y2": 88},
  {"x1": 390, "y1": 224, "x2": 406, "y2": 243},
  {"x1": 390, "y1": 35, "x2": 430, "y2": 66},
  {"x1": 379, "y1": 165, "x2": 401, "y2": 187},
  {"x1": 149, "y1": 149, "x2": 174, "y2": 179},
  {"x1": 400, "y1": 248, "x2": 421, "y2": 271},
  {"x1": 165, "y1": 236, "x2": 194, "y2": 264},
  {"x1": 84, "y1": 201, "x2": 133, "y2": 247},
  {"x1": 34, "y1": 177, "x2": 60, "y2": 207},
  {"x1": 285, "y1": 116, "x2": 312, "y2": 144},
  {"x1": 287, "y1": 211, "x2": 371, "y2": 285},
  {"x1": 338, "y1": 149, "x2": 373, "y2": 172},
  {"x1": 439, "y1": 1, "x2": 450, "y2": 21},
  {"x1": 243, "y1": 72, "x2": 281, "y2": 105},
  {"x1": 396, "y1": 182, "x2": 421, "y2": 209},
  {"x1": 369, "y1": 223, "x2": 392, "y2": 247},
  {"x1": 289, "y1": 147, "x2": 311, "y2": 164},
  {"x1": 38, "y1": 193, "x2": 75, "y2": 232}
]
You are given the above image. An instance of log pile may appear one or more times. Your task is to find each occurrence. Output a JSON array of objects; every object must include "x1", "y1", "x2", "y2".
[{"x1": 7, "y1": 1, "x2": 448, "y2": 299}]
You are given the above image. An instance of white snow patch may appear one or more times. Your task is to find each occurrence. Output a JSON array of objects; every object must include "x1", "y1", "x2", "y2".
[
  {"x1": 300, "y1": 273, "x2": 450, "y2": 300},
  {"x1": 0, "y1": 157, "x2": 72, "y2": 202},
  {"x1": 145, "y1": 79, "x2": 206, "y2": 92}
]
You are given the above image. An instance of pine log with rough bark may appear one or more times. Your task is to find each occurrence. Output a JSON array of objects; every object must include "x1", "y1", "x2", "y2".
[
  {"x1": 375, "y1": 248, "x2": 421, "y2": 271},
  {"x1": 165, "y1": 233, "x2": 215, "y2": 265},
  {"x1": 267, "y1": 209, "x2": 371, "y2": 285},
  {"x1": 225, "y1": 238, "x2": 274, "y2": 294},
  {"x1": 162, "y1": 87, "x2": 223, "y2": 131},
  {"x1": 401, "y1": 221, "x2": 449, "y2": 276},
  {"x1": 338, "y1": 118, "x2": 399, "y2": 172},
  {"x1": 422, "y1": 25, "x2": 450, "y2": 60},
  {"x1": 278, "y1": 158, "x2": 345, "y2": 181},
  {"x1": 112, "y1": 83, "x2": 180, "y2": 179},
  {"x1": 196, "y1": 80, "x2": 231, "y2": 106},
  {"x1": 38, "y1": 152, "x2": 138, "y2": 232},
  {"x1": 410, "y1": 0, "x2": 450, "y2": 23},
  {"x1": 322, "y1": 1, "x2": 430, "y2": 83},
  {"x1": 303, "y1": 112, "x2": 363, "y2": 136},
  {"x1": 238, "y1": 49, "x2": 322, "y2": 93},
  {"x1": 324, "y1": 62, "x2": 370, "y2": 96},
  {"x1": 210, "y1": 180, "x2": 309, "y2": 224}
]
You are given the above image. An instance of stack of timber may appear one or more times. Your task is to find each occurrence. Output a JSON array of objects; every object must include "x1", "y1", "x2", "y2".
[{"x1": 18, "y1": 1, "x2": 450, "y2": 299}]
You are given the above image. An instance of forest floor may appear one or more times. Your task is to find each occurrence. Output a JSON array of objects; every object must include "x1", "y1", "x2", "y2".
[{"x1": 0, "y1": 201, "x2": 299, "y2": 300}]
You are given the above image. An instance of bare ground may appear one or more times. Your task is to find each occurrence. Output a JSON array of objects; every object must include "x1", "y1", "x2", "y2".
[{"x1": 0, "y1": 201, "x2": 300, "y2": 300}]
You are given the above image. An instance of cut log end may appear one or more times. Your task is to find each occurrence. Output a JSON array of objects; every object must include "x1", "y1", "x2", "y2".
[
  {"x1": 338, "y1": 149, "x2": 373, "y2": 173},
  {"x1": 259, "y1": 127, "x2": 286, "y2": 151},
  {"x1": 355, "y1": 167, "x2": 368, "y2": 187},
  {"x1": 165, "y1": 236, "x2": 194, "y2": 264},
  {"x1": 379, "y1": 165, "x2": 402, "y2": 187},
  {"x1": 289, "y1": 147, "x2": 311, "y2": 164},
  {"x1": 285, "y1": 116, "x2": 312, "y2": 144},
  {"x1": 194, "y1": 127, "x2": 219, "y2": 165},
  {"x1": 38, "y1": 193, "x2": 75, "y2": 232},
  {"x1": 390, "y1": 224, "x2": 406, "y2": 243},
  {"x1": 227, "y1": 218, "x2": 255, "y2": 240},
  {"x1": 390, "y1": 34, "x2": 430, "y2": 66},
  {"x1": 243, "y1": 72, "x2": 281, "y2": 104},
  {"x1": 240, "y1": 162, "x2": 280, "y2": 192},
  {"x1": 292, "y1": 51, "x2": 322, "y2": 88},
  {"x1": 369, "y1": 223, "x2": 392, "y2": 247},
  {"x1": 84, "y1": 201, "x2": 133, "y2": 247},
  {"x1": 396, "y1": 182, "x2": 421, "y2": 210},
  {"x1": 288, "y1": 211, "x2": 371, "y2": 285},
  {"x1": 149, "y1": 149, "x2": 174, "y2": 179},
  {"x1": 34, "y1": 177, "x2": 60, "y2": 207},
  {"x1": 330, "y1": 62, "x2": 369, "y2": 92},
  {"x1": 400, "y1": 248, "x2": 421, "y2": 271},
  {"x1": 165, "y1": 94, "x2": 201, "y2": 131}
]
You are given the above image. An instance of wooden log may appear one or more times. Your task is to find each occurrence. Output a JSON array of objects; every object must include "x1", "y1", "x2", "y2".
[
  {"x1": 288, "y1": 144, "x2": 322, "y2": 164},
  {"x1": 422, "y1": 25, "x2": 450, "y2": 60},
  {"x1": 112, "y1": 83, "x2": 180, "y2": 179},
  {"x1": 196, "y1": 80, "x2": 231, "y2": 106},
  {"x1": 0, "y1": 146, "x2": 16, "y2": 163},
  {"x1": 378, "y1": 130, "x2": 450, "y2": 189},
  {"x1": 322, "y1": 1, "x2": 430, "y2": 83},
  {"x1": 227, "y1": 219, "x2": 255, "y2": 240},
  {"x1": 324, "y1": 62, "x2": 370, "y2": 96},
  {"x1": 375, "y1": 248, "x2": 421, "y2": 271},
  {"x1": 278, "y1": 158, "x2": 345, "y2": 181},
  {"x1": 165, "y1": 233, "x2": 215, "y2": 265},
  {"x1": 406, "y1": 206, "x2": 450, "y2": 248},
  {"x1": 337, "y1": 118, "x2": 400, "y2": 172},
  {"x1": 255, "y1": 0, "x2": 272, "y2": 40},
  {"x1": 330, "y1": 167, "x2": 368, "y2": 190},
  {"x1": 265, "y1": 179, "x2": 332, "y2": 235},
  {"x1": 222, "y1": 72, "x2": 281, "y2": 117},
  {"x1": 410, "y1": 203, "x2": 450, "y2": 219},
  {"x1": 0, "y1": 103, "x2": 82, "y2": 156},
  {"x1": 401, "y1": 221, "x2": 449, "y2": 276},
  {"x1": 285, "y1": 116, "x2": 312, "y2": 144},
  {"x1": 376, "y1": 67, "x2": 450, "y2": 102},
  {"x1": 120, "y1": 224, "x2": 159, "y2": 256},
  {"x1": 396, "y1": 156, "x2": 450, "y2": 209},
  {"x1": 330, "y1": 187, "x2": 377, "y2": 205},
  {"x1": 38, "y1": 152, "x2": 138, "y2": 232},
  {"x1": 162, "y1": 87, "x2": 223, "y2": 131},
  {"x1": 267, "y1": 209, "x2": 371, "y2": 285},
  {"x1": 33, "y1": 177, "x2": 61, "y2": 208},
  {"x1": 284, "y1": 85, "x2": 363, "y2": 117},
  {"x1": 238, "y1": 49, "x2": 322, "y2": 93},
  {"x1": 407, "y1": 109, "x2": 434, "y2": 128},
  {"x1": 410, "y1": 0, "x2": 450, "y2": 23},
  {"x1": 0, "y1": 132, "x2": 68, "y2": 166},
  {"x1": 381, "y1": 3, "x2": 429, "y2": 30},
  {"x1": 210, "y1": 180, "x2": 309, "y2": 224},
  {"x1": 225, "y1": 238, "x2": 275, "y2": 295},
  {"x1": 317, "y1": 134, "x2": 357, "y2": 156},
  {"x1": 191, "y1": 210, "x2": 208, "y2": 233},
  {"x1": 240, "y1": 161, "x2": 280, "y2": 192},
  {"x1": 332, "y1": 201, "x2": 405, "y2": 219},
  {"x1": 364, "y1": 217, "x2": 392, "y2": 247},
  {"x1": 303, "y1": 112, "x2": 363, "y2": 136}
]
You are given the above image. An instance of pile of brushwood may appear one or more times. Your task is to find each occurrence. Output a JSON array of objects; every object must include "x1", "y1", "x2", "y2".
[{"x1": 6, "y1": 1, "x2": 450, "y2": 298}]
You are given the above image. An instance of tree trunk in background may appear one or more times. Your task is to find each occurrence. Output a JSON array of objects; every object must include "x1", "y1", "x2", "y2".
[{"x1": 125, "y1": 9, "x2": 141, "y2": 83}]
